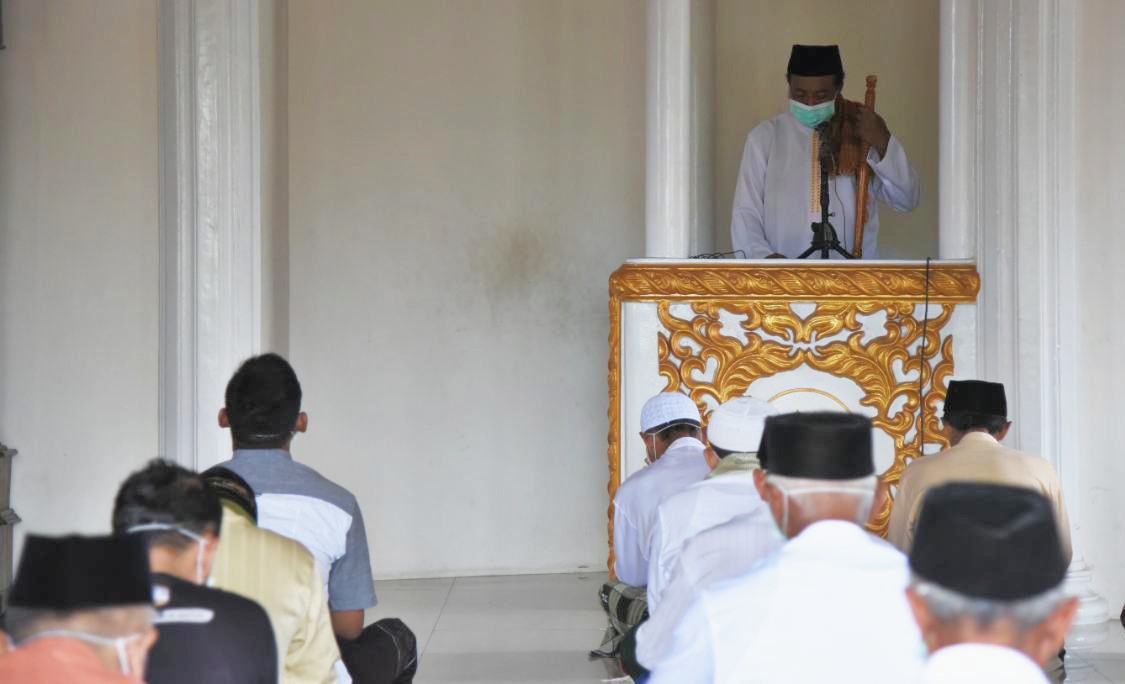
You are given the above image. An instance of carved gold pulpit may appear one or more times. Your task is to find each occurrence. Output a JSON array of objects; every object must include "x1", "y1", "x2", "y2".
[{"x1": 606, "y1": 260, "x2": 981, "y2": 571}]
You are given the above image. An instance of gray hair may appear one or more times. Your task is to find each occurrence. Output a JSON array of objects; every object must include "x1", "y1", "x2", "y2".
[
  {"x1": 767, "y1": 474, "x2": 876, "y2": 525},
  {"x1": 910, "y1": 576, "x2": 1070, "y2": 631}
]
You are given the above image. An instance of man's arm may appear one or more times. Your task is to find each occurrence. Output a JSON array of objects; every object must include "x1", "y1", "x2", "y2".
[
  {"x1": 613, "y1": 506, "x2": 647, "y2": 586},
  {"x1": 331, "y1": 610, "x2": 364, "y2": 641},
  {"x1": 646, "y1": 594, "x2": 717, "y2": 684},
  {"x1": 731, "y1": 125, "x2": 780, "y2": 258}
]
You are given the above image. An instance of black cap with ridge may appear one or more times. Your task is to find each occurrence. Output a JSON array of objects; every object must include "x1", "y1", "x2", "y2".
[
  {"x1": 910, "y1": 482, "x2": 1068, "y2": 600},
  {"x1": 943, "y1": 380, "x2": 1008, "y2": 420},
  {"x1": 757, "y1": 412, "x2": 873, "y2": 479},
  {"x1": 10, "y1": 534, "x2": 153, "y2": 610},
  {"x1": 787, "y1": 45, "x2": 844, "y2": 77}
]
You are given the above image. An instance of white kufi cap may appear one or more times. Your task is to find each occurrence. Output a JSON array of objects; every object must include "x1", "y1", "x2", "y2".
[
  {"x1": 640, "y1": 392, "x2": 702, "y2": 433},
  {"x1": 706, "y1": 396, "x2": 778, "y2": 452}
]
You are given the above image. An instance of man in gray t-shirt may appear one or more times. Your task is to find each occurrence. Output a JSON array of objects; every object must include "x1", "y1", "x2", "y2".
[{"x1": 213, "y1": 353, "x2": 417, "y2": 684}]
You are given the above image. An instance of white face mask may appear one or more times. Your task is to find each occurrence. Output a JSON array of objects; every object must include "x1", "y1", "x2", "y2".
[
  {"x1": 23, "y1": 629, "x2": 146, "y2": 675},
  {"x1": 126, "y1": 523, "x2": 210, "y2": 584}
]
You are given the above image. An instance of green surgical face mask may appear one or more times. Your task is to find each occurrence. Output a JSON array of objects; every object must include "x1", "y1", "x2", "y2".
[{"x1": 789, "y1": 99, "x2": 835, "y2": 129}]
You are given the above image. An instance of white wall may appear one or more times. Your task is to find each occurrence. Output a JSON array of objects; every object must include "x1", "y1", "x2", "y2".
[
  {"x1": 287, "y1": 0, "x2": 646, "y2": 577},
  {"x1": 1074, "y1": 0, "x2": 1125, "y2": 613},
  {"x1": 713, "y1": 0, "x2": 940, "y2": 258},
  {"x1": 0, "y1": 2, "x2": 159, "y2": 554}
]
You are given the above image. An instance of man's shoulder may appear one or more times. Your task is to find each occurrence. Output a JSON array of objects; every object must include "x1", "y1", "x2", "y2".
[
  {"x1": 227, "y1": 451, "x2": 360, "y2": 512},
  {"x1": 745, "y1": 113, "x2": 791, "y2": 143}
]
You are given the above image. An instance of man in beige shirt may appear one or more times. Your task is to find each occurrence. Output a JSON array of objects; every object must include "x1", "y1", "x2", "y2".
[
  {"x1": 204, "y1": 467, "x2": 346, "y2": 684},
  {"x1": 888, "y1": 380, "x2": 1071, "y2": 561}
]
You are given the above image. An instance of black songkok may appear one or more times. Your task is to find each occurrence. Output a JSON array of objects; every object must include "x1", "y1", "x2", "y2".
[
  {"x1": 787, "y1": 44, "x2": 844, "y2": 78},
  {"x1": 9, "y1": 534, "x2": 152, "y2": 610},
  {"x1": 943, "y1": 380, "x2": 1008, "y2": 420},
  {"x1": 910, "y1": 483, "x2": 1068, "y2": 600},
  {"x1": 758, "y1": 412, "x2": 873, "y2": 479}
]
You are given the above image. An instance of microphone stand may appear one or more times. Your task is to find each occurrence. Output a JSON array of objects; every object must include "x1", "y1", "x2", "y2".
[{"x1": 799, "y1": 123, "x2": 855, "y2": 260}]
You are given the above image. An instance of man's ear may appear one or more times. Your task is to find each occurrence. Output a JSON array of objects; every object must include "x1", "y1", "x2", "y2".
[
  {"x1": 218, "y1": 408, "x2": 230, "y2": 429},
  {"x1": 1028, "y1": 597, "x2": 1079, "y2": 666},
  {"x1": 997, "y1": 421, "x2": 1013, "y2": 441},
  {"x1": 294, "y1": 412, "x2": 309, "y2": 434},
  {"x1": 201, "y1": 532, "x2": 221, "y2": 581},
  {"x1": 704, "y1": 447, "x2": 721, "y2": 470},
  {"x1": 905, "y1": 587, "x2": 940, "y2": 654},
  {"x1": 753, "y1": 469, "x2": 768, "y2": 496}
]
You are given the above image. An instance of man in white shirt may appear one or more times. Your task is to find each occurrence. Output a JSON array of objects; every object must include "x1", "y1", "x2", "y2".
[
  {"x1": 612, "y1": 392, "x2": 708, "y2": 586},
  {"x1": 648, "y1": 412, "x2": 927, "y2": 684},
  {"x1": 634, "y1": 506, "x2": 783, "y2": 674},
  {"x1": 731, "y1": 44, "x2": 919, "y2": 259},
  {"x1": 646, "y1": 396, "x2": 777, "y2": 611},
  {"x1": 907, "y1": 482, "x2": 1077, "y2": 683}
]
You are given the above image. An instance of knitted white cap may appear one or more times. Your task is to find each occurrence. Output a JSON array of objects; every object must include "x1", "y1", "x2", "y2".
[
  {"x1": 640, "y1": 392, "x2": 702, "y2": 433},
  {"x1": 706, "y1": 396, "x2": 778, "y2": 452}
]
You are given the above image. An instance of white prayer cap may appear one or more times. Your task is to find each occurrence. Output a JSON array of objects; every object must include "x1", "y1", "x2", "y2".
[
  {"x1": 640, "y1": 392, "x2": 702, "y2": 433},
  {"x1": 706, "y1": 396, "x2": 778, "y2": 452}
]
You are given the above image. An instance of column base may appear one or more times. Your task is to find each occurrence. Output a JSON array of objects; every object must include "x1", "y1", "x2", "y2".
[{"x1": 1065, "y1": 554, "x2": 1111, "y2": 650}]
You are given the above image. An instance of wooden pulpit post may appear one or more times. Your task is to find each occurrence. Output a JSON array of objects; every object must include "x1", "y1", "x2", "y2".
[{"x1": 854, "y1": 75, "x2": 877, "y2": 258}]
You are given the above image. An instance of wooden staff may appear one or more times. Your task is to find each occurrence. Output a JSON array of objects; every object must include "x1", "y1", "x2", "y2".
[{"x1": 854, "y1": 75, "x2": 877, "y2": 258}]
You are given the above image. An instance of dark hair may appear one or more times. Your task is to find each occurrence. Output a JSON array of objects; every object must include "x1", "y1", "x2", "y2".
[
  {"x1": 711, "y1": 445, "x2": 736, "y2": 459},
  {"x1": 785, "y1": 72, "x2": 845, "y2": 88},
  {"x1": 658, "y1": 423, "x2": 701, "y2": 442},
  {"x1": 112, "y1": 459, "x2": 221, "y2": 550},
  {"x1": 944, "y1": 413, "x2": 1007, "y2": 436},
  {"x1": 224, "y1": 353, "x2": 302, "y2": 449},
  {"x1": 200, "y1": 466, "x2": 258, "y2": 523}
]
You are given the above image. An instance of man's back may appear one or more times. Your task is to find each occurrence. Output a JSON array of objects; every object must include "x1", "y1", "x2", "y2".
[
  {"x1": 649, "y1": 520, "x2": 926, "y2": 683},
  {"x1": 646, "y1": 468, "x2": 764, "y2": 609},
  {"x1": 210, "y1": 503, "x2": 342, "y2": 684},
  {"x1": 145, "y1": 573, "x2": 277, "y2": 684},
  {"x1": 636, "y1": 505, "x2": 782, "y2": 670},
  {"x1": 887, "y1": 432, "x2": 1071, "y2": 557},
  {"x1": 215, "y1": 448, "x2": 378, "y2": 613},
  {"x1": 613, "y1": 436, "x2": 709, "y2": 585}
]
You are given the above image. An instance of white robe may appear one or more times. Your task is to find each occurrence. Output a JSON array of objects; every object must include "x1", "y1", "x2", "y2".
[
  {"x1": 636, "y1": 506, "x2": 783, "y2": 669},
  {"x1": 730, "y1": 112, "x2": 920, "y2": 259},
  {"x1": 612, "y1": 436, "x2": 709, "y2": 586},
  {"x1": 922, "y1": 644, "x2": 1049, "y2": 683},
  {"x1": 647, "y1": 519, "x2": 927, "y2": 684},
  {"x1": 645, "y1": 470, "x2": 766, "y2": 612}
]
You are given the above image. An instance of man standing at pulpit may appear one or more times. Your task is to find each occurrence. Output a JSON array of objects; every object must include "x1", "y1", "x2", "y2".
[{"x1": 731, "y1": 44, "x2": 919, "y2": 259}]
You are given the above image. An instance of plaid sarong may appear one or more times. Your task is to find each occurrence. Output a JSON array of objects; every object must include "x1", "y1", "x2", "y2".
[{"x1": 590, "y1": 581, "x2": 649, "y2": 658}]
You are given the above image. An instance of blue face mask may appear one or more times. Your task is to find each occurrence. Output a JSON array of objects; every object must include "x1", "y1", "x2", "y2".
[{"x1": 789, "y1": 99, "x2": 835, "y2": 129}]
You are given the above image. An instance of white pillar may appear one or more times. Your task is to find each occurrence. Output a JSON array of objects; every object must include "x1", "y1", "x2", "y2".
[
  {"x1": 938, "y1": 0, "x2": 978, "y2": 260},
  {"x1": 939, "y1": 0, "x2": 1109, "y2": 644},
  {"x1": 645, "y1": 0, "x2": 713, "y2": 258},
  {"x1": 158, "y1": 0, "x2": 267, "y2": 471}
]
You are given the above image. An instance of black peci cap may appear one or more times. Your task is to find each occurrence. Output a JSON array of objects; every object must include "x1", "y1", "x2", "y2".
[
  {"x1": 758, "y1": 412, "x2": 874, "y2": 479},
  {"x1": 787, "y1": 45, "x2": 844, "y2": 77},
  {"x1": 10, "y1": 534, "x2": 153, "y2": 611},
  {"x1": 943, "y1": 380, "x2": 1008, "y2": 420},
  {"x1": 910, "y1": 482, "x2": 1068, "y2": 600}
]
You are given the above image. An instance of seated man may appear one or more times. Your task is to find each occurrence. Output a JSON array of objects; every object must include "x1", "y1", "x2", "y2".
[
  {"x1": 633, "y1": 464, "x2": 784, "y2": 675},
  {"x1": 613, "y1": 392, "x2": 708, "y2": 587},
  {"x1": 214, "y1": 353, "x2": 416, "y2": 684},
  {"x1": 888, "y1": 380, "x2": 1071, "y2": 560},
  {"x1": 646, "y1": 396, "x2": 777, "y2": 610},
  {"x1": 649, "y1": 413, "x2": 926, "y2": 683},
  {"x1": 203, "y1": 466, "x2": 346, "y2": 684},
  {"x1": 595, "y1": 392, "x2": 707, "y2": 658},
  {"x1": 0, "y1": 534, "x2": 158, "y2": 683},
  {"x1": 908, "y1": 482, "x2": 1077, "y2": 683},
  {"x1": 113, "y1": 459, "x2": 278, "y2": 684}
]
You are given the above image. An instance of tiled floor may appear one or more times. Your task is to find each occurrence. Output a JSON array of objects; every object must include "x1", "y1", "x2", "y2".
[
  {"x1": 367, "y1": 571, "x2": 1125, "y2": 683},
  {"x1": 366, "y1": 572, "x2": 625, "y2": 683}
]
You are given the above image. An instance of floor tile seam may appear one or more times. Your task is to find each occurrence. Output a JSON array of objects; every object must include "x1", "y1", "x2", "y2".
[{"x1": 421, "y1": 578, "x2": 457, "y2": 655}]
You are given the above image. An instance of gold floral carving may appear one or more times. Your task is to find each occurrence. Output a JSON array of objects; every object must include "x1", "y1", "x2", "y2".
[
  {"x1": 610, "y1": 261, "x2": 980, "y2": 302},
  {"x1": 606, "y1": 263, "x2": 980, "y2": 575}
]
